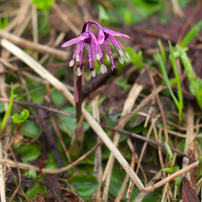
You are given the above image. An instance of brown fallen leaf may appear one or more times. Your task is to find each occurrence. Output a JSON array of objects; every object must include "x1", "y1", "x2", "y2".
[{"x1": 181, "y1": 150, "x2": 200, "y2": 202}]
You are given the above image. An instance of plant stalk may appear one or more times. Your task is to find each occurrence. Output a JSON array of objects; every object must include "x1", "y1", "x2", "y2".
[{"x1": 69, "y1": 65, "x2": 84, "y2": 159}]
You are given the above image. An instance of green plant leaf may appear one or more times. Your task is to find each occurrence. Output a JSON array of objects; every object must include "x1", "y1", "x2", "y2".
[
  {"x1": 162, "y1": 168, "x2": 172, "y2": 173},
  {"x1": 21, "y1": 120, "x2": 39, "y2": 138},
  {"x1": 124, "y1": 47, "x2": 143, "y2": 69},
  {"x1": 12, "y1": 109, "x2": 29, "y2": 124},
  {"x1": 16, "y1": 144, "x2": 41, "y2": 163},
  {"x1": 28, "y1": 167, "x2": 37, "y2": 179},
  {"x1": 26, "y1": 179, "x2": 46, "y2": 199},
  {"x1": 67, "y1": 175, "x2": 98, "y2": 198},
  {"x1": 158, "y1": 39, "x2": 166, "y2": 65},
  {"x1": 165, "y1": 142, "x2": 173, "y2": 158},
  {"x1": 1, "y1": 85, "x2": 14, "y2": 130},
  {"x1": 157, "y1": 51, "x2": 179, "y2": 107},
  {"x1": 181, "y1": 20, "x2": 202, "y2": 46},
  {"x1": 32, "y1": 0, "x2": 55, "y2": 10},
  {"x1": 51, "y1": 89, "x2": 66, "y2": 106}
]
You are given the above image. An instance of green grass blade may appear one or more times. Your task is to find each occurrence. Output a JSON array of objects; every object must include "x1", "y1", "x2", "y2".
[
  {"x1": 181, "y1": 20, "x2": 202, "y2": 46},
  {"x1": 169, "y1": 41, "x2": 183, "y2": 122},
  {"x1": 158, "y1": 39, "x2": 166, "y2": 65},
  {"x1": 157, "y1": 51, "x2": 179, "y2": 107},
  {"x1": 1, "y1": 85, "x2": 14, "y2": 129}
]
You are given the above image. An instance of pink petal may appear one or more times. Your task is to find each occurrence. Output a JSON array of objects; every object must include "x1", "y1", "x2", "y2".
[
  {"x1": 97, "y1": 29, "x2": 105, "y2": 44},
  {"x1": 61, "y1": 37, "x2": 80, "y2": 47},
  {"x1": 103, "y1": 27, "x2": 130, "y2": 39},
  {"x1": 61, "y1": 32, "x2": 89, "y2": 47}
]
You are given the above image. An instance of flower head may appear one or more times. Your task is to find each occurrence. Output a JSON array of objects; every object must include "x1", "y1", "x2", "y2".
[
  {"x1": 97, "y1": 27, "x2": 130, "y2": 70},
  {"x1": 61, "y1": 20, "x2": 130, "y2": 77}
]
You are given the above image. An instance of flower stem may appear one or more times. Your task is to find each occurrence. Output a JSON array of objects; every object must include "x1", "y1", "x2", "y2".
[{"x1": 69, "y1": 65, "x2": 84, "y2": 160}]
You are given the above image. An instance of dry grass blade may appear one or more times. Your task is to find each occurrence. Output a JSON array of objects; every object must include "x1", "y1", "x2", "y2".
[
  {"x1": 0, "y1": 29, "x2": 69, "y2": 60},
  {"x1": 0, "y1": 38, "x2": 145, "y2": 191}
]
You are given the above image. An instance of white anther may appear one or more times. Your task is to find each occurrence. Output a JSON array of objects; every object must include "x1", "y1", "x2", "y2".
[
  {"x1": 76, "y1": 54, "x2": 80, "y2": 62},
  {"x1": 119, "y1": 57, "x2": 124, "y2": 64},
  {"x1": 92, "y1": 69, "x2": 96, "y2": 77},
  {"x1": 100, "y1": 64, "x2": 107, "y2": 74},
  {"x1": 106, "y1": 54, "x2": 110, "y2": 61},
  {"x1": 119, "y1": 50, "x2": 123, "y2": 57},
  {"x1": 96, "y1": 53, "x2": 101, "y2": 60},
  {"x1": 125, "y1": 52, "x2": 130, "y2": 60},
  {"x1": 76, "y1": 68, "x2": 82, "y2": 76},
  {"x1": 69, "y1": 59, "x2": 74, "y2": 67}
]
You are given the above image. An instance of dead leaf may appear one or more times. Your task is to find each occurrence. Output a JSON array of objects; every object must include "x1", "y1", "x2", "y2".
[
  {"x1": 181, "y1": 150, "x2": 199, "y2": 202},
  {"x1": 182, "y1": 177, "x2": 199, "y2": 202},
  {"x1": 12, "y1": 125, "x2": 23, "y2": 147}
]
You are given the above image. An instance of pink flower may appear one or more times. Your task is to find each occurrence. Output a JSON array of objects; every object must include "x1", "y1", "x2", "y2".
[
  {"x1": 97, "y1": 27, "x2": 130, "y2": 70},
  {"x1": 62, "y1": 32, "x2": 102, "y2": 77}
]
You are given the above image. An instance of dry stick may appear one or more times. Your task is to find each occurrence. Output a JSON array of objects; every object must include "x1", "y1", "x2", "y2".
[
  {"x1": 145, "y1": 64, "x2": 169, "y2": 144},
  {"x1": 0, "y1": 39, "x2": 145, "y2": 191},
  {"x1": 52, "y1": 3, "x2": 80, "y2": 36},
  {"x1": 181, "y1": 103, "x2": 197, "y2": 201},
  {"x1": 103, "y1": 83, "x2": 143, "y2": 181},
  {"x1": 100, "y1": 124, "x2": 193, "y2": 160},
  {"x1": 133, "y1": 170, "x2": 162, "y2": 202},
  {"x1": 4, "y1": 0, "x2": 31, "y2": 32},
  {"x1": 116, "y1": 85, "x2": 167, "y2": 131},
  {"x1": 177, "y1": 0, "x2": 202, "y2": 44},
  {"x1": 170, "y1": 0, "x2": 184, "y2": 18},
  {"x1": 102, "y1": 83, "x2": 143, "y2": 201},
  {"x1": 0, "y1": 142, "x2": 6, "y2": 202},
  {"x1": 92, "y1": 96, "x2": 102, "y2": 202},
  {"x1": 115, "y1": 139, "x2": 136, "y2": 202},
  {"x1": 0, "y1": 58, "x2": 74, "y2": 91},
  {"x1": 0, "y1": 98, "x2": 76, "y2": 118},
  {"x1": 0, "y1": 141, "x2": 102, "y2": 174},
  {"x1": 144, "y1": 160, "x2": 199, "y2": 192},
  {"x1": 32, "y1": 5, "x2": 38, "y2": 61},
  {"x1": 51, "y1": 116, "x2": 72, "y2": 164},
  {"x1": 0, "y1": 29, "x2": 69, "y2": 60},
  {"x1": 39, "y1": 32, "x2": 66, "y2": 65},
  {"x1": 136, "y1": 114, "x2": 161, "y2": 175},
  {"x1": 8, "y1": 146, "x2": 22, "y2": 202}
]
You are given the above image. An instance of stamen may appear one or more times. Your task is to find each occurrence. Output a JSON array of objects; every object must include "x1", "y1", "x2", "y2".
[
  {"x1": 92, "y1": 69, "x2": 96, "y2": 77},
  {"x1": 119, "y1": 50, "x2": 123, "y2": 57},
  {"x1": 125, "y1": 52, "x2": 130, "y2": 60},
  {"x1": 96, "y1": 53, "x2": 101, "y2": 60},
  {"x1": 76, "y1": 68, "x2": 82, "y2": 76},
  {"x1": 106, "y1": 54, "x2": 110, "y2": 61},
  {"x1": 100, "y1": 64, "x2": 107, "y2": 74},
  {"x1": 111, "y1": 66, "x2": 116, "y2": 71},
  {"x1": 76, "y1": 54, "x2": 80, "y2": 62},
  {"x1": 119, "y1": 57, "x2": 124, "y2": 64},
  {"x1": 69, "y1": 59, "x2": 74, "y2": 67}
]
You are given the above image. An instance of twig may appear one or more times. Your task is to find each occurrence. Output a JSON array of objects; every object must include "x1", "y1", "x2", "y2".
[
  {"x1": 92, "y1": 96, "x2": 102, "y2": 202},
  {"x1": 100, "y1": 124, "x2": 194, "y2": 160},
  {"x1": 0, "y1": 98, "x2": 76, "y2": 118},
  {"x1": 0, "y1": 141, "x2": 103, "y2": 174},
  {"x1": 0, "y1": 142, "x2": 6, "y2": 202},
  {"x1": 145, "y1": 64, "x2": 169, "y2": 144},
  {"x1": 0, "y1": 29, "x2": 69, "y2": 60},
  {"x1": 102, "y1": 83, "x2": 143, "y2": 201},
  {"x1": 144, "y1": 161, "x2": 199, "y2": 192},
  {"x1": 52, "y1": 3, "x2": 80, "y2": 36}
]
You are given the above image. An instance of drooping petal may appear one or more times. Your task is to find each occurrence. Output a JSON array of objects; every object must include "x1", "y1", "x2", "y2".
[
  {"x1": 97, "y1": 29, "x2": 105, "y2": 44},
  {"x1": 61, "y1": 32, "x2": 89, "y2": 47},
  {"x1": 103, "y1": 27, "x2": 130, "y2": 39},
  {"x1": 89, "y1": 32, "x2": 102, "y2": 61}
]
